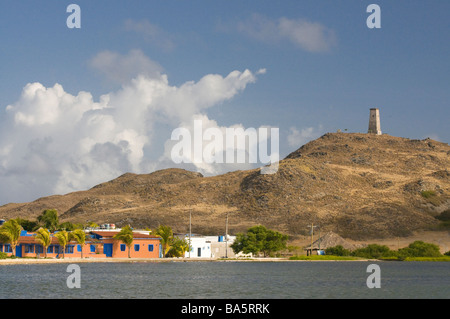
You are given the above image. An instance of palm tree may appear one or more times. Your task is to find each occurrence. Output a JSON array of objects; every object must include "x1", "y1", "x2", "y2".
[
  {"x1": 70, "y1": 229, "x2": 86, "y2": 258},
  {"x1": 54, "y1": 230, "x2": 69, "y2": 259},
  {"x1": 0, "y1": 219, "x2": 23, "y2": 256},
  {"x1": 37, "y1": 209, "x2": 59, "y2": 232},
  {"x1": 35, "y1": 228, "x2": 51, "y2": 258},
  {"x1": 156, "y1": 225, "x2": 173, "y2": 258},
  {"x1": 113, "y1": 225, "x2": 134, "y2": 258},
  {"x1": 167, "y1": 237, "x2": 190, "y2": 257}
]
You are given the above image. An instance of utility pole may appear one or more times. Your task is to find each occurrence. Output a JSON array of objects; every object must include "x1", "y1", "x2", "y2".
[
  {"x1": 307, "y1": 223, "x2": 318, "y2": 256},
  {"x1": 225, "y1": 213, "x2": 229, "y2": 258},
  {"x1": 189, "y1": 210, "x2": 192, "y2": 258}
]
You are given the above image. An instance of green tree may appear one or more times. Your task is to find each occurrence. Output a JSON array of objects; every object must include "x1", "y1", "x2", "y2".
[
  {"x1": 231, "y1": 225, "x2": 288, "y2": 257},
  {"x1": 166, "y1": 237, "x2": 190, "y2": 257},
  {"x1": 398, "y1": 241, "x2": 442, "y2": 258},
  {"x1": 352, "y1": 244, "x2": 395, "y2": 259},
  {"x1": 325, "y1": 245, "x2": 351, "y2": 256},
  {"x1": 113, "y1": 225, "x2": 134, "y2": 258},
  {"x1": 156, "y1": 225, "x2": 173, "y2": 258},
  {"x1": 15, "y1": 218, "x2": 39, "y2": 232},
  {"x1": 87, "y1": 222, "x2": 99, "y2": 229},
  {"x1": 0, "y1": 219, "x2": 23, "y2": 256},
  {"x1": 35, "y1": 228, "x2": 51, "y2": 258},
  {"x1": 58, "y1": 221, "x2": 75, "y2": 231},
  {"x1": 261, "y1": 227, "x2": 289, "y2": 257},
  {"x1": 70, "y1": 229, "x2": 86, "y2": 258},
  {"x1": 37, "y1": 209, "x2": 59, "y2": 232},
  {"x1": 231, "y1": 232, "x2": 260, "y2": 255},
  {"x1": 55, "y1": 230, "x2": 69, "y2": 259}
]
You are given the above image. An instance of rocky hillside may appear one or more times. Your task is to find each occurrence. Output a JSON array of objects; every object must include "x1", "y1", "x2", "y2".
[{"x1": 1, "y1": 133, "x2": 449, "y2": 240}]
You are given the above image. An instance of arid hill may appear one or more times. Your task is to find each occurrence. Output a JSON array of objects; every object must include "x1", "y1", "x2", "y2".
[{"x1": 1, "y1": 133, "x2": 449, "y2": 240}]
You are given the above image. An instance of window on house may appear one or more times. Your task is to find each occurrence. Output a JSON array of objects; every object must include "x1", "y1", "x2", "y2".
[
  {"x1": 25, "y1": 245, "x2": 34, "y2": 253},
  {"x1": 134, "y1": 244, "x2": 140, "y2": 252},
  {"x1": 66, "y1": 245, "x2": 74, "y2": 254},
  {"x1": 90, "y1": 245, "x2": 96, "y2": 253},
  {"x1": 120, "y1": 244, "x2": 126, "y2": 252},
  {"x1": 47, "y1": 246, "x2": 54, "y2": 254},
  {"x1": 4, "y1": 245, "x2": 12, "y2": 253},
  {"x1": 0, "y1": 245, "x2": 2, "y2": 252},
  {"x1": 77, "y1": 245, "x2": 82, "y2": 252},
  {"x1": 36, "y1": 245, "x2": 43, "y2": 254},
  {"x1": 148, "y1": 244, "x2": 154, "y2": 252}
]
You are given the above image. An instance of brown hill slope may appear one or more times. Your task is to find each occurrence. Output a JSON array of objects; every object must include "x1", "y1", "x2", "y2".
[{"x1": 1, "y1": 133, "x2": 449, "y2": 240}]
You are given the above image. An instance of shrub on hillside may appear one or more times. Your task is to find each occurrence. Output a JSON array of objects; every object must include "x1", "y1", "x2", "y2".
[
  {"x1": 325, "y1": 245, "x2": 351, "y2": 256},
  {"x1": 421, "y1": 190, "x2": 437, "y2": 198},
  {"x1": 351, "y1": 244, "x2": 396, "y2": 259},
  {"x1": 398, "y1": 241, "x2": 442, "y2": 258},
  {"x1": 436, "y1": 209, "x2": 450, "y2": 221}
]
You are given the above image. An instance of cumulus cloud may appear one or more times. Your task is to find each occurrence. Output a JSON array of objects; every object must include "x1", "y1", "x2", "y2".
[
  {"x1": 0, "y1": 50, "x2": 264, "y2": 203},
  {"x1": 235, "y1": 14, "x2": 336, "y2": 52},
  {"x1": 165, "y1": 114, "x2": 278, "y2": 175},
  {"x1": 287, "y1": 125, "x2": 324, "y2": 148}
]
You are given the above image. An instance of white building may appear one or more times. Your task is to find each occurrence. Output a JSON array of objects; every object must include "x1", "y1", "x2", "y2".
[
  {"x1": 206, "y1": 235, "x2": 252, "y2": 258},
  {"x1": 176, "y1": 235, "x2": 212, "y2": 258},
  {"x1": 176, "y1": 234, "x2": 252, "y2": 258}
]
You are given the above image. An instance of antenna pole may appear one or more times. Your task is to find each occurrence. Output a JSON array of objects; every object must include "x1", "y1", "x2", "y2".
[
  {"x1": 225, "y1": 213, "x2": 229, "y2": 258},
  {"x1": 189, "y1": 210, "x2": 191, "y2": 258}
]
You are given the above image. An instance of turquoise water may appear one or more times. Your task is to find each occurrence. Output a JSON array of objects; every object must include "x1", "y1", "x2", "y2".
[{"x1": 0, "y1": 261, "x2": 448, "y2": 299}]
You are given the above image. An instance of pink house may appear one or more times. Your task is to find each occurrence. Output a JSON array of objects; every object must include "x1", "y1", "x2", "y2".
[{"x1": 0, "y1": 230, "x2": 162, "y2": 259}]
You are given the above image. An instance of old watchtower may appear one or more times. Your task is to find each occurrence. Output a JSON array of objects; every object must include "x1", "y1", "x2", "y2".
[{"x1": 368, "y1": 108, "x2": 382, "y2": 135}]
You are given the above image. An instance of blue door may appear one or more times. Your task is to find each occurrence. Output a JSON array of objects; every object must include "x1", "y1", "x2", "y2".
[
  {"x1": 104, "y1": 244, "x2": 113, "y2": 257},
  {"x1": 15, "y1": 244, "x2": 22, "y2": 257}
]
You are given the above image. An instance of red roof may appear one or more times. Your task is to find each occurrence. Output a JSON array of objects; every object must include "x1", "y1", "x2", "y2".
[{"x1": 18, "y1": 236, "x2": 60, "y2": 245}]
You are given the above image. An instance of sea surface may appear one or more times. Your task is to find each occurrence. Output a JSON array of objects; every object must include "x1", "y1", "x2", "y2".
[{"x1": 0, "y1": 261, "x2": 448, "y2": 299}]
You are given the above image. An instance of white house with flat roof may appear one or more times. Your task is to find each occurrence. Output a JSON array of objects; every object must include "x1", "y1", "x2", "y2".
[{"x1": 175, "y1": 234, "x2": 212, "y2": 258}]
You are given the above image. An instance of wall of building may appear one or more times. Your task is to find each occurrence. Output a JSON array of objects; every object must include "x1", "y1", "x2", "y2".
[
  {"x1": 0, "y1": 230, "x2": 161, "y2": 259},
  {"x1": 102, "y1": 238, "x2": 161, "y2": 258},
  {"x1": 183, "y1": 237, "x2": 211, "y2": 258},
  {"x1": 1, "y1": 242, "x2": 107, "y2": 258}
]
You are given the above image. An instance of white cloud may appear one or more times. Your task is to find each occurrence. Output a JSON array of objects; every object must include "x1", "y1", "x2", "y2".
[
  {"x1": 89, "y1": 49, "x2": 164, "y2": 83},
  {"x1": 278, "y1": 17, "x2": 337, "y2": 52},
  {"x1": 0, "y1": 51, "x2": 263, "y2": 203},
  {"x1": 124, "y1": 19, "x2": 175, "y2": 51},
  {"x1": 235, "y1": 14, "x2": 336, "y2": 52},
  {"x1": 287, "y1": 125, "x2": 324, "y2": 148}
]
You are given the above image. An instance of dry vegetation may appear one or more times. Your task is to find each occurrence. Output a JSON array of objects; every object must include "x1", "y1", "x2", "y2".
[{"x1": 1, "y1": 133, "x2": 449, "y2": 245}]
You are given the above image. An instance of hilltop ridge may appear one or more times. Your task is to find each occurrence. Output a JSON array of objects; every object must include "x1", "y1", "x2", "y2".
[{"x1": 1, "y1": 133, "x2": 449, "y2": 240}]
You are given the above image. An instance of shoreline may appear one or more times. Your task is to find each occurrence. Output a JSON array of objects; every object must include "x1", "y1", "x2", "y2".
[
  {"x1": 2, "y1": 257, "x2": 448, "y2": 266},
  {"x1": 0, "y1": 256, "x2": 376, "y2": 265}
]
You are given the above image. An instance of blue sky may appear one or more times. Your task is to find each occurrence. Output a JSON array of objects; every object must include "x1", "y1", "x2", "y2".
[{"x1": 0, "y1": 1, "x2": 449, "y2": 204}]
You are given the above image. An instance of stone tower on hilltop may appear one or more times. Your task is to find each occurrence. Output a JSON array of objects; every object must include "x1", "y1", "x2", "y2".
[{"x1": 368, "y1": 108, "x2": 382, "y2": 135}]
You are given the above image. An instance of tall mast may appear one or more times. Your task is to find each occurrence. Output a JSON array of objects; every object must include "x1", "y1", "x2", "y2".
[
  {"x1": 225, "y1": 213, "x2": 229, "y2": 258},
  {"x1": 189, "y1": 210, "x2": 191, "y2": 258}
]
